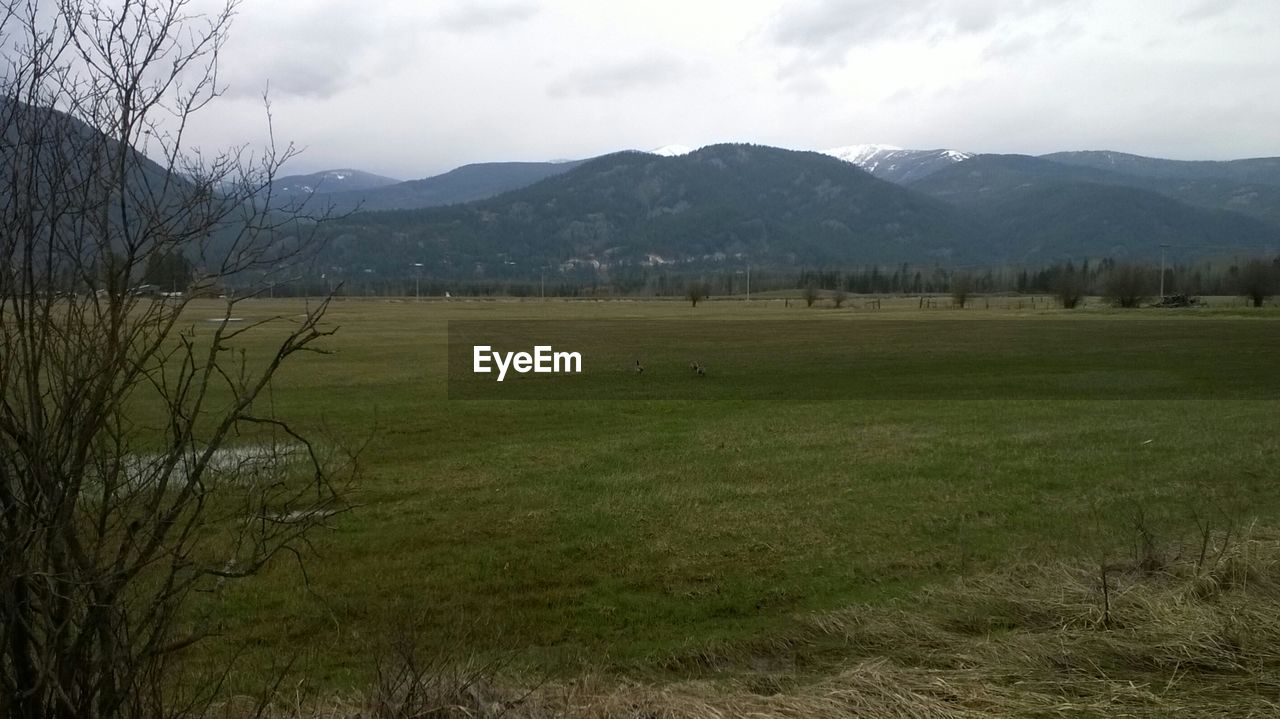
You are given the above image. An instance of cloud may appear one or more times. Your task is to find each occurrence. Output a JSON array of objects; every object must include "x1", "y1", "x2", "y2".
[
  {"x1": 219, "y1": 1, "x2": 388, "y2": 99},
  {"x1": 548, "y1": 57, "x2": 686, "y2": 98},
  {"x1": 217, "y1": 1, "x2": 542, "y2": 99},
  {"x1": 981, "y1": 18, "x2": 1084, "y2": 61},
  {"x1": 436, "y1": 2, "x2": 540, "y2": 33},
  {"x1": 1179, "y1": 0, "x2": 1240, "y2": 22},
  {"x1": 770, "y1": 0, "x2": 1086, "y2": 66},
  {"x1": 181, "y1": 0, "x2": 1280, "y2": 178}
]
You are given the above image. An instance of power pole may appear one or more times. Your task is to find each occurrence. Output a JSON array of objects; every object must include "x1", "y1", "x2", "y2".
[
  {"x1": 1159, "y1": 244, "x2": 1169, "y2": 299},
  {"x1": 746, "y1": 264, "x2": 751, "y2": 301},
  {"x1": 412, "y1": 262, "x2": 424, "y2": 301}
]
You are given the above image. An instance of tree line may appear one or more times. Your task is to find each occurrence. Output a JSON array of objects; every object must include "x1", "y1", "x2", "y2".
[{"x1": 232, "y1": 256, "x2": 1280, "y2": 307}]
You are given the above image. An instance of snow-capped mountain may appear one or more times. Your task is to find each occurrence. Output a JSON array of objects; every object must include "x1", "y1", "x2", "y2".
[
  {"x1": 821, "y1": 144, "x2": 973, "y2": 184},
  {"x1": 648, "y1": 144, "x2": 695, "y2": 157}
]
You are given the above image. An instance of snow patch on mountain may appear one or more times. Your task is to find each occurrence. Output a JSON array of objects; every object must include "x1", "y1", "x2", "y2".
[
  {"x1": 821, "y1": 144, "x2": 974, "y2": 184},
  {"x1": 649, "y1": 144, "x2": 695, "y2": 157},
  {"x1": 822, "y1": 144, "x2": 905, "y2": 166}
]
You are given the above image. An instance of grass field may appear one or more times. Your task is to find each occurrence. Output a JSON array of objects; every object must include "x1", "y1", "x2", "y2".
[{"x1": 175, "y1": 297, "x2": 1280, "y2": 701}]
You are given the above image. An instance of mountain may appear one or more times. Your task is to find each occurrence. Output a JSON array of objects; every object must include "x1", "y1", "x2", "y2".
[
  {"x1": 1035, "y1": 151, "x2": 1280, "y2": 226},
  {"x1": 1042, "y1": 151, "x2": 1280, "y2": 187},
  {"x1": 822, "y1": 144, "x2": 973, "y2": 184},
  {"x1": 912, "y1": 153, "x2": 1280, "y2": 229},
  {"x1": 906, "y1": 154, "x2": 1125, "y2": 205},
  {"x1": 0, "y1": 97, "x2": 178, "y2": 199},
  {"x1": 648, "y1": 144, "x2": 695, "y2": 157},
  {"x1": 5, "y1": 106, "x2": 1274, "y2": 278},
  {"x1": 910, "y1": 155, "x2": 1280, "y2": 262},
  {"x1": 300, "y1": 160, "x2": 585, "y2": 214},
  {"x1": 272, "y1": 169, "x2": 400, "y2": 200},
  {"x1": 315, "y1": 144, "x2": 983, "y2": 277},
  {"x1": 980, "y1": 183, "x2": 1277, "y2": 263}
]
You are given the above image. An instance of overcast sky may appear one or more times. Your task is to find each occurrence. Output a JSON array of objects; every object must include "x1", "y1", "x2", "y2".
[{"x1": 184, "y1": 0, "x2": 1280, "y2": 180}]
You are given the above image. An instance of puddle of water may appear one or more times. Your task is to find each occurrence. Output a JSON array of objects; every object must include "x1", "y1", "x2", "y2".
[
  {"x1": 262, "y1": 508, "x2": 340, "y2": 523},
  {"x1": 119, "y1": 442, "x2": 302, "y2": 488}
]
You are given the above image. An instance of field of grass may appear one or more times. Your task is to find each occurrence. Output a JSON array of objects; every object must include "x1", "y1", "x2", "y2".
[{"x1": 174, "y1": 297, "x2": 1280, "y2": 698}]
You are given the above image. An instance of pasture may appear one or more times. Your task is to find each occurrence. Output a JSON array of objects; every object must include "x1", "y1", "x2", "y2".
[{"x1": 180, "y1": 297, "x2": 1280, "y2": 695}]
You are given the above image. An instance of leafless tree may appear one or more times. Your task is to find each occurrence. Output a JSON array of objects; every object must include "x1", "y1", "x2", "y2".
[
  {"x1": 686, "y1": 281, "x2": 707, "y2": 307},
  {"x1": 0, "y1": 2, "x2": 350, "y2": 717},
  {"x1": 1103, "y1": 263, "x2": 1153, "y2": 308},
  {"x1": 1237, "y1": 258, "x2": 1278, "y2": 308},
  {"x1": 831, "y1": 288, "x2": 847, "y2": 309},
  {"x1": 950, "y1": 272, "x2": 973, "y2": 309},
  {"x1": 1053, "y1": 268, "x2": 1087, "y2": 309},
  {"x1": 802, "y1": 282, "x2": 819, "y2": 308}
]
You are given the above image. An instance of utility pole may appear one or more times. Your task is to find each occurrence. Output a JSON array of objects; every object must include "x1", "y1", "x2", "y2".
[
  {"x1": 541, "y1": 271, "x2": 545, "y2": 300},
  {"x1": 746, "y1": 263, "x2": 751, "y2": 301},
  {"x1": 1159, "y1": 244, "x2": 1169, "y2": 299},
  {"x1": 412, "y1": 262, "x2": 424, "y2": 301}
]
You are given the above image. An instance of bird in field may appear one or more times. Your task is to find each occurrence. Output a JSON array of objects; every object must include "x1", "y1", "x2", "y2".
[
  {"x1": 690, "y1": 361, "x2": 706, "y2": 377},
  {"x1": 634, "y1": 360, "x2": 644, "y2": 375}
]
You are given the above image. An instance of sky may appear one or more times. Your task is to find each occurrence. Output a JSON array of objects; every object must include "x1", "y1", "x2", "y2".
[{"x1": 182, "y1": 0, "x2": 1280, "y2": 180}]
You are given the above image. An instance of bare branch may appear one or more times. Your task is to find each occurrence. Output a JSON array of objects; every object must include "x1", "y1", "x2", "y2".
[{"x1": 0, "y1": 2, "x2": 353, "y2": 717}]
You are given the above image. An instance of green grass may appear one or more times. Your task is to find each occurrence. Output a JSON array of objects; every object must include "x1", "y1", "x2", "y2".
[{"x1": 171, "y1": 297, "x2": 1280, "y2": 690}]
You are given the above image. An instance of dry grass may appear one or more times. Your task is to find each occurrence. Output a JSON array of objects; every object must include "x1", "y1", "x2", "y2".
[{"x1": 225, "y1": 527, "x2": 1280, "y2": 719}]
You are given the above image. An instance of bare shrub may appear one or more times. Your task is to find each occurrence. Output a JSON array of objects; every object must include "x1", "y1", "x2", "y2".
[
  {"x1": 802, "y1": 283, "x2": 819, "y2": 308},
  {"x1": 831, "y1": 288, "x2": 848, "y2": 308},
  {"x1": 1237, "y1": 258, "x2": 1278, "y2": 308},
  {"x1": 368, "y1": 634, "x2": 508, "y2": 719},
  {"x1": 1104, "y1": 264, "x2": 1154, "y2": 308},
  {"x1": 0, "y1": 2, "x2": 350, "y2": 717},
  {"x1": 1052, "y1": 269, "x2": 1087, "y2": 309},
  {"x1": 950, "y1": 272, "x2": 974, "y2": 309},
  {"x1": 687, "y1": 282, "x2": 708, "y2": 307}
]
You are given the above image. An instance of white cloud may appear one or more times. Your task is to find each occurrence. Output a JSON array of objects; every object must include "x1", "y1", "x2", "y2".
[
  {"x1": 548, "y1": 57, "x2": 687, "y2": 98},
  {"x1": 166, "y1": 0, "x2": 1280, "y2": 178}
]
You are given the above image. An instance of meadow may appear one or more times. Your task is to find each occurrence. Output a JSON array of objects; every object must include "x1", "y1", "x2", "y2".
[{"x1": 179, "y1": 296, "x2": 1280, "y2": 701}]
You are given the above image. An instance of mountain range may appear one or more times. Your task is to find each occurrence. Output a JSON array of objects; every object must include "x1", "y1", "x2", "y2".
[
  {"x1": 278, "y1": 143, "x2": 974, "y2": 214},
  {"x1": 4, "y1": 99, "x2": 1278, "y2": 277},
  {"x1": 316, "y1": 145, "x2": 984, "y2": 278},
  {"x1": 289, "y1": 143, "x2": 1280, "y2": 233},
  {"x1": 308, "y1": 143, "x2": 1279, "y2": 278}
]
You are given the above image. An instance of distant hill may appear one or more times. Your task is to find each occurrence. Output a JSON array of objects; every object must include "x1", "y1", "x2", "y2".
[
  {"x1": 977, "y1": 183, "x2": 1278, "y2": 263},
  {"x1": 907, "y1": 154, "x2": 1121, "y2": 204},
  {"x1": 272, "y1": 169, "x2": 400, "y2": 201},
  {"x1": 1043, "y1": 151, "x2": 1280, "y2": 187},
  {"x1": 4, "y1": 106, "x2": 1276, "y2": 281},
  {"x1": 1037, "y1": 151, "x2": 1280, "y2": 226},
  {"x1": 911, "y1": 155, "x2": 1280, "y2": 262},
  {"x1": 0, "y1": 97, "x2": 178, "y2": 200},
  {"x1": 315, "y1": 144, "x2": 982, "y2": 277},
  {"x1": 822, "y1": 144, "x2": 973, "y2": 184},
  {"x1": 308, "y1": 146, "x2": 1280, "y2": 279},
  {"x1": 299, "y1": 161, "x2": 586, "y2": 214},
  {"x1": 913, "y1": 153, "x2": 1280, "y2": 229}
]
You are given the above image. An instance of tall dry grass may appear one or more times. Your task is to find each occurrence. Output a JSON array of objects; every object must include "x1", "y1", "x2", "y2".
[{"x1": 222, "y1": 526, "x2": 1280, "y2": 718}]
